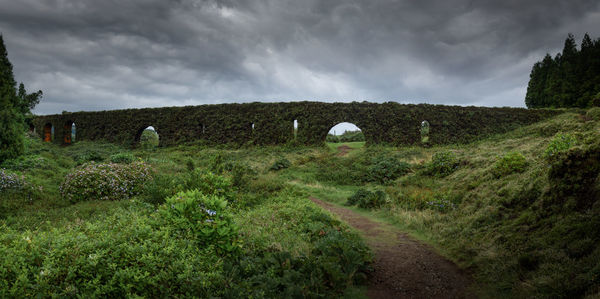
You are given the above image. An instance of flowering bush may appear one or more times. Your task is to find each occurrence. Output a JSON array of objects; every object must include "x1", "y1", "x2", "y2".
[
  {"x1": 159, "y1": 190, "x2": 241, "y2": 255},
  {"x1": 60, "y1": 162, "x2": 152, "y2": 202},
  {"x1": 0, "y1": 169, "x2": 25, "y2": 192}
]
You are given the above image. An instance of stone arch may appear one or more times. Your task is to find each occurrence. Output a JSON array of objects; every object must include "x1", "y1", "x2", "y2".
[
  {"x1": 421, "y1": 120, "x2": 430, "y2": 144},
  {"x1": 135, "y1": 125, "x2": 160, "y2": 148},
  {"x1": 63, "y1": 120, "x2": 75, "y2": 144},
  {"x1": 43, "y1": 123, "x2": 53, "y2": 142},
  {"x1": 325, "y1": 122, "x2": 365, "y2": 143}
]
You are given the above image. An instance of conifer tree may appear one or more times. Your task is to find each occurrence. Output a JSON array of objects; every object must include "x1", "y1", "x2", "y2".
[
  {"x1": 526, "y1": 33, "x2": 600, "y2": 108},
  {"x1": 0, "y1": 35, "x2": 24, "y2": 162}
]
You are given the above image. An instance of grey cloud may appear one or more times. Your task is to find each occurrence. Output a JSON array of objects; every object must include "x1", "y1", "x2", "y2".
[{"x1": 0, "y1": 0, "x2": 598, "y2": 114}]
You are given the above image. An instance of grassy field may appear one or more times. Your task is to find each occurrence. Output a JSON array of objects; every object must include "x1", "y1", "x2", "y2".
[{"x1": 2, "y1": 110, "x2": 600, "y2": 297}]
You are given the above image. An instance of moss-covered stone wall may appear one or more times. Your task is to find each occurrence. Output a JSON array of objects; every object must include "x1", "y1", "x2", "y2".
[{"x1": 32, "y1": 102, "x2": 561, "y2": 147}]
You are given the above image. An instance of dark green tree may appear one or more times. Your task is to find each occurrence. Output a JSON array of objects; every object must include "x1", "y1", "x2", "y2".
[
  {"x1": 526, "y1": 33, "x2": 600, "y2": 108},
  {"x1": 0, "y1": 35, "x2": 24, "y2": 162}
]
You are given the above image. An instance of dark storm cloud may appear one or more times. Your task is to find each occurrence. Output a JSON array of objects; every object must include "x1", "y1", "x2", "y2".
[{"x1": 1, "y1": 0, "x2": 599, "y2": 114}]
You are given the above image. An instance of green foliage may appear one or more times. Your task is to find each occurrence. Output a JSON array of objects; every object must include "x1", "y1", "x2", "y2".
[
  {"x1": 160, "y1": 190, "x2": 241, "y2": 255},
  {"x1": 526, "y1": 33, "x2": 600, "y2": 108},
  {"x1": 0, "y1": 37, "x2": 23, "y2": 163},
  {"x1": 269, "y1": 158, "x2": 291, "y2": 171},
  {"x1": 367, "y1": 156, "x2": 411, "y2": 183},
  {"x1": 425, "y1": 192, "x2": 458, "y2": 212},
  {"x1": 0, "y1": 209, "x2": 224, "y2": 297},
  {"x1": 139, "y1": 128, "x2": 159, "y2": 149},
  {"x1": 141, "y1": 169, "x2": 234, "y2": 206},
  {"x1": 492, "y1": 152, "x2": 528, "y2": 177},
  {"x1": 326, "y1": 130, "x2": 365, "y2": 143},
  {"x1": 544, "y1": 133, "x2": 577, "y2": 159},
  {"x1": 109, "y1": 152, "x2": 134, "y2": 164},
  {"x1": 34, "y1": 101, "x2": 559, "y2": 147},
  {"x1": 74, "y1": 150, "x2": 105, "y2": 165},
  {"x1": 0, "y1": 169, "x2": 26, "y2": 192},
  {"x1": 60, "y1": 162, "x2": 152, "y2": 202},
  {"x1": 346, "y1": 188, "x2": 387, "y2": 209},
  {"x1": 0, "y1": 154, "x2": 47, "y2": 171},
  {"x1": 423, "y1": 151, "x2": 459, "y2": 177}
]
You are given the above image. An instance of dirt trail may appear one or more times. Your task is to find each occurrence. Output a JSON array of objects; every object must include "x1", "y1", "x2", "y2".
[
  {"x1": 309, "y1": 197, "x2": 472, "y2": 299},
  {"x1": 336, "y1": 145, "x2": 352, "y2": 156}
]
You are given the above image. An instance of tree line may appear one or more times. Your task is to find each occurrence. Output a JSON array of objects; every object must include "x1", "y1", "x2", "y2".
[
  {"x1": 0, "y1": 35, "x2": 43, "y2": 162},
  {"x1": 525, "y1": 33, "x2": 600, "y2": 108}
]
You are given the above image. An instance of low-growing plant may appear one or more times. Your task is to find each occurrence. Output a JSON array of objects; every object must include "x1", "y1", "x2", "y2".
[
  {"x1": 0, "y1": 155, "x2": 47, "y2": 171},
  {"x1": 110, "y1": 152, "x2": 135, "y2": 164},
  {"x1": 367, "y1": 156, "x2": 411, "y2": 183},
  {"x1": 544, "y1": 133, "x2": 577, "y2": 159},
  {"x1": 159, "y1": 190, "x2": 241, "y2": 255},
  {"x1": 60, "y1": 161, "x2": 152, "y2": 202},
  {"x1": 142, "y1": 173, "x2": 182, "y2": 205},
  {"x1": 425, "y1": 192, "x2": 459, "y2": 212},
  {"x1": 492, "y1": 152, "x2": 528, "y2": 177},
  {"x1": 423, "y1": 151, "x2": 459, "y2": 177},
  {"x1": 346, "y1": 188, "x2": 386, "y2": 209},
  {"x1": 270, "y1": 158, "x2": 291, "y2": 171},
  {"x1": 185, "y1": 169, "x2": 235, "y2": 202},
  {"x1": 0, "y1": 169, "x2": 26, "y2": 192},
  {"x1": 73, "y1": 150, "x2": 104, "y2": 165}
]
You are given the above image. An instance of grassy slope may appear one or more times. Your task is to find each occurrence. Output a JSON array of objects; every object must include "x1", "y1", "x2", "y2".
[{"x1": 283, "y1": 111, "x2": 600, "y2": 298}]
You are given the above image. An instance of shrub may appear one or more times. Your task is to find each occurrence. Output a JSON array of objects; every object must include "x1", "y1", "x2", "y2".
[
  {"x1": 544, "y1": 133, "x2": 577, "y2": 159},
  {"x1": 0, "y1": 169, "x2": 25, "y2": 192},
  {"x1": 185, "y1": 170, "x2": 235, "y2": 202},
  {"x1": 74, "y1": 150, "x2": 104, "y2": 165},
  {"x1": 60, "y1": 161, "x2": 152, "y2": 202},
  {"x1": 159, "y1": 190, "x2": 241, "y2": 254},
  {"x1": 109, "y1": 152, "x2": 134, "y2": 164},
  {"x1": 346, "y1": 188, "x2": 386, "y2": 209},
  {"x1": 492, "y1": 152, "x2": 528, "y2": 177},
  {"x1": 269, "y1": 158, "x2": 291, "y2": 171},
  {"x1": 141, "y1": 173, "x2": 182, "y2": 205},
  {"x1": 367, "y1": 156, "x2": 411, "y2": 183},
  {"x1": 141, "y1": 170, "x2": 234, "y2": 206},
  {"x1": 0, "y1": 209, "x2": 224, "y2": 297},
  {"x1": 424, "y1": 151, "x2": 459, "y2": 177},
  {"x1": 425, "y1": 192, "x2": 458, "y2": 212}
]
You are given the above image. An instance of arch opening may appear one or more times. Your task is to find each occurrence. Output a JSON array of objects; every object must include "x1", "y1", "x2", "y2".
[
  {"x1": 421, "y1": 120, "x2": 430, "y2": 144},
  {"x1": 326, "y1": 122, "x2": 365, "y2": 146},
  {"x1": 292, "y1": 119, "x2": 298, "y2": 139},
  {"x1": 63, "y1": 121, "x2": 76, "y2": 144},
  {"x1": 137, "y1": 126, "x2": 160, "y2": 149},
  {"x1": 43, "y1": 123, "x2": 53, "y2": 142}
]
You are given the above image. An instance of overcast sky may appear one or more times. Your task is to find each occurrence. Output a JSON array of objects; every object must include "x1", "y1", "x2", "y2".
[{"x1": 1, "y1": 0, "x2": 599, "y2": 115}]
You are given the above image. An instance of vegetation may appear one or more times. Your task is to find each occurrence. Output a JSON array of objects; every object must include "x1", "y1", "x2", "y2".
[
  {"x1": 0, "y1": 35, "x2": 42, "y2": 163},
  {"x1": 326, "y1": 130, "x2": 365, "y2": 143},
  {"x1": 2, "y1": 109, "x2": 600, "y2": 297},
  {"x1": 526, "y1": 33, "x2": 600, "y2": 108}
]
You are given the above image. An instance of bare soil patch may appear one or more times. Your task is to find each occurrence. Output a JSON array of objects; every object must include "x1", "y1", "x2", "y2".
[
  {"x1": 336, "y1": 145, "x2": 352, "y2": 156},
  {"x1": 309, "y1": 197, "x2": 473, "y2": 299}
]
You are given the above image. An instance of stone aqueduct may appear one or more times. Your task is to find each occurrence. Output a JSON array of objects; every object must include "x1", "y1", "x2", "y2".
[{"x1": 32, "y1": 102, "x2": 559, "y2": 147}]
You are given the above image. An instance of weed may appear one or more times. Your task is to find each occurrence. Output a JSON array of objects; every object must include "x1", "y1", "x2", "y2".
[{"x1": 492, "y1": 152, "x2": 528, "y2": 177}]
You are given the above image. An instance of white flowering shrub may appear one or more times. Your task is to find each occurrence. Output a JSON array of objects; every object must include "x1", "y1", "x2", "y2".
[{"x1": 60, "y1": 162, "x2": 152, "y2": 202}]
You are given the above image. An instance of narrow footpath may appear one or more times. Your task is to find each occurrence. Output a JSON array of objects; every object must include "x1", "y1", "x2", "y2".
[{"x1": 310, "y1": 197, "x2": 473, "y2": 299}]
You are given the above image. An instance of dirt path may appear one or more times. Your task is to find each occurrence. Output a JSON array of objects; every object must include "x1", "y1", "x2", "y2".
[
  {"x1": 309, "y1": 197, "x2": 473, "y2": 299},
  {"x1": 337, "y1": 145, "x2": 352, "y2": 156}
]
